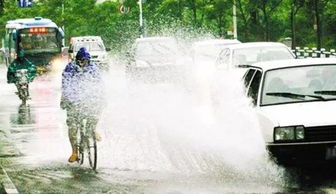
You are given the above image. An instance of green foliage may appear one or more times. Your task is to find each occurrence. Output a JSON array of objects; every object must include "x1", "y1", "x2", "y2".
[{"x1": 0, "y1": 0, "x2": 336, "y2": 51}]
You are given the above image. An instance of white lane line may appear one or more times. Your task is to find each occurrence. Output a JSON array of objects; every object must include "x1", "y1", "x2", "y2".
[{"x1": 0, "y1": 166, "x2": 19, "y2": 194}]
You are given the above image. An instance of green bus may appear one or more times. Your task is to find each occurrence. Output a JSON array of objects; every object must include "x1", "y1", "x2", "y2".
[{"x1": 4, "y1": 17, "x2": 64, "y2": 73}]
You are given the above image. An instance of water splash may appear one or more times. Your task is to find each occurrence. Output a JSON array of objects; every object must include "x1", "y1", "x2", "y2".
[{"x1": 98, "y1": 47, "x2": 285, "y2": 191}]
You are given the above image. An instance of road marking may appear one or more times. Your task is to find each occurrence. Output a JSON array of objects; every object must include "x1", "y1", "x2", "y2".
[{"x1": 0, "y1": 166, "x2": 19, "y2": 194}]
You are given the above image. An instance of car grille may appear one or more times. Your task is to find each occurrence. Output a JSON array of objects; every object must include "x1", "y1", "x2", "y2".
[{"x1": 305, "y1": 125, "x2": 336, "y2": 142}]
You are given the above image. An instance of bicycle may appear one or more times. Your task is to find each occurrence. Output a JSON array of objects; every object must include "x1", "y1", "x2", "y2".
[{"x1": 76, "y1": 117, "x2": 98, "y2": 170}]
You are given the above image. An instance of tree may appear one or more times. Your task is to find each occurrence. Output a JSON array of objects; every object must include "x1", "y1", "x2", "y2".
[
  {"x1": 250, "y1": 0, "x2": 283, "y2": 41},
  {"x1": 312, "y1": 0, "x2": 329, "y2": 49},
  {"x1": 0, "y1": 0, "x2": 4, "y2": 16},
  {"x1": 289, "y1": 0, "x2": 305, "y2": 49}
]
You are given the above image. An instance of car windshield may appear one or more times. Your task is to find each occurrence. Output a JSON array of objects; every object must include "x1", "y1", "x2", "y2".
[
  {"x1": 19, "y1": 32, "x2": 59, "y2": 53},
  {"x1": 135, "y1": 39, "x2": 178, "y2": 60},
  {"x1": 193, "y1": 42, "x2": 239, "y2": 62},
  {"x1": 233, "y1": 46, "x2": 294, "y2": 66},
  {"x1": 74, "y1": 42, "x2": 105, "y2": 52},
  {"x1": 261, "y1": 64, "x2": 336, "y2": 105}
]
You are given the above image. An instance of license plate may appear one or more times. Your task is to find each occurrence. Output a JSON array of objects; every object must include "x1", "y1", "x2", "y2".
[{"x1": 326, "y1": 146, "x2": 336, "y2": 160}]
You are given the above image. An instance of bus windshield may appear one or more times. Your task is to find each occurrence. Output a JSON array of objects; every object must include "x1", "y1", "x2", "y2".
[{"x1": 19, "y1": 30, "x2": 59, "y2": 53}]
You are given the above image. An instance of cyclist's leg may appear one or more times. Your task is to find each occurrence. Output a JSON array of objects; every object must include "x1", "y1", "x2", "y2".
[
  {"x1": 66, "y1": 107, "x2": 79, "y2": 162},
  {"x1": 87, "y1": 116, "x2": 101, "y2": 141}
]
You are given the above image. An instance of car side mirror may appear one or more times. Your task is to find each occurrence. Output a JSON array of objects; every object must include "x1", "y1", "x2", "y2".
[
  {"x1": 12, "y1": 30, "x2": 17, "y2": 40},
  {"x1": 58, "y1": 28, "x2": 65, "y2": 38},
  {"x1": 106, "y1": 48, "x2": 111, "y2": 51}
]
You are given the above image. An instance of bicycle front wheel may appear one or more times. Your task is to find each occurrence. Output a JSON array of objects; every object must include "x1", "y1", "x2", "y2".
[
  {"x1": 87, "y1": 132, "x2": 97, "y2": 170},
  {"x1": 77, "y1": 130, "x2": 84, "y2": 165}
]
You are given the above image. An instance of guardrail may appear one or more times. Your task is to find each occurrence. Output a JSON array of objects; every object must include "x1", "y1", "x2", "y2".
[{"x1": 293, "y1": 47, "x2": 336, "y2": 58}]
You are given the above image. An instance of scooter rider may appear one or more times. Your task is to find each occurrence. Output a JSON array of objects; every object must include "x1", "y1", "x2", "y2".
[
  {"x1": 7, "y1": 50, "x2": 37, "y2": 84},
  {"x1": 60, "y1": 47, "x2": 104, "y2": 163},
  {"x1": 7, "y1": 50, "x2": 37, "y2": 98}
]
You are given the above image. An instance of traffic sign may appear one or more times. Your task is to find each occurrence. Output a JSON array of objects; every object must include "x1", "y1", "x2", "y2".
[{"x1": 18, "y1": 0, "x2": 33, "y2": 8}]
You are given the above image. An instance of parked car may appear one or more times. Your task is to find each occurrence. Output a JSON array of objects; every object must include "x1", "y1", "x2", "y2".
[
  {"x1": 191, "y1": 39, "x2": 241, "y2": 65},
  {"x1": 242, "y1": 58, "x2": 336, "y2": 164},
  {"x1": 68, "y1": 36, "x2": 110, "y2": 69},
  {"x1": 126, "y1": 36, "x2": 191, "y2": 82},
  {"x1": 216, "y1": 42, "x2": 295, "y2": 71}
]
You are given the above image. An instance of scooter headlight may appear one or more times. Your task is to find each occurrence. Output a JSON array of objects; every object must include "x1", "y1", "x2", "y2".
[{"x1": 15, "y1": 69, "x2": 28, "y2": 77}]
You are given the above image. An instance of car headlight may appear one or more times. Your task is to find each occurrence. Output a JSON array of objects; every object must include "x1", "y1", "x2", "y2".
[
  {"x1": 274, "y1": 126, "x2": 305, "y2": 142},
  {"x1": 274, "y1": 127, "x2": 295, "y2": 141},
  {"x1": 295, "y1": 126, "x2": 305, "y2": 140}
]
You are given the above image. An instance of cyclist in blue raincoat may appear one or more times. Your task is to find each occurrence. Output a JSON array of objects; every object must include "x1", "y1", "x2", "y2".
[{"x1": 60, "y1": 47, "x2": 104, "y2": 163}]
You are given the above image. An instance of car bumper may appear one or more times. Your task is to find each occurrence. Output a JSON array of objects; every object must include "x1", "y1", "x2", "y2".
[{"x1": 267, "y1": 142, "x2": 336, "y2": 165}]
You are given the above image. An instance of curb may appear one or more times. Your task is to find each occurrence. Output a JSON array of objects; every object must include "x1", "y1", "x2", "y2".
[{"x1": 0, "y1": 165, "x2": 18, "y2": 194}]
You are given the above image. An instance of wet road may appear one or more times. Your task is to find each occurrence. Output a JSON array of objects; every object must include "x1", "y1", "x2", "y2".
[
  {"x1": 0, "y1": 64, "x2": 150, "y2": 193},
  {"x1": 1, "y1": 62, "x2": 336, "y2": 193}
]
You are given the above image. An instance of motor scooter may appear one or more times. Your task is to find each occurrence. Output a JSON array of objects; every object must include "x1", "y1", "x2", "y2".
[{"x1": 15, "y1": 69, "x2": 30, "y2": 105}]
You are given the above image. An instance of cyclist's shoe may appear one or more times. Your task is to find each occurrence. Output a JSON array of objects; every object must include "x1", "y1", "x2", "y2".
[
  {"x1": 68, "y1": 153, "x2": 78, "y2": 163},
  {"x1": 95, "y1": 132, "x2": 102, "y2": 142}
]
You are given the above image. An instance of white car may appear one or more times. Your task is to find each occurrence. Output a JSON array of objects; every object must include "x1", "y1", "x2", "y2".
[
  {"x1": 126, "y1": 36, "x2": 190, "y2": 82},
  {"x1": 243, "y1": 58, "x2": 336, "y2": 164},
  {"x1": 216, "y1": 42, "x2": 295, "y2": 71},
  {"x1": 191, "y1": 39, "x2": 241, "y2": 65},
  {"x1": 68, "y1": 36, "x2": 110, "y2": 69}
]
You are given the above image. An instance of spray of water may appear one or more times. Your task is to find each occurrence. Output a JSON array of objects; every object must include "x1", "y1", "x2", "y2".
[{"x1": 97, "y1": 39, "x2": 286, "y2": 191}]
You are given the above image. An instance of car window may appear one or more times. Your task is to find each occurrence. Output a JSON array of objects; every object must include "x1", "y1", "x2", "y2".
[
  {"x1": 243, "y1": 69, "x2": 256, "y2": 88},
  {"x1": 216, "y1": 48, "x2": 230, "y2": 69},
  {"x1": 247, "y1": 70, "x2": 262, "y2": 105},
  {"x1": 134, "y1": 38, "x2": 179, "y2": 65},
  {"x1": 261, "y1": 64, "x2": 336, "y2": 105},
  {"x1": 135, "y1": 39, "x2": 177, "y2": 58},
  {"x1": 193, "y1": 42, "x2": 237, "y2": 62},
  {"x1": 74, "y1": 42, "x2": 105, "y2": 52},
  {"x1": 232, "y1": 46, "x2": 294, "y2": 67}
]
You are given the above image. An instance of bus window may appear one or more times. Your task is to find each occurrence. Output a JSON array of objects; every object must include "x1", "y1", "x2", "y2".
[{"x1": 19, "y1": 29, "x2": 59, "y2": 53}]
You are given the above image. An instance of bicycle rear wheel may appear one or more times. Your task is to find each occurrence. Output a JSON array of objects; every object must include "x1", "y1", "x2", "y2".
[{"x1": 87, "y1": 131, "x2": 97, "y2": 170}]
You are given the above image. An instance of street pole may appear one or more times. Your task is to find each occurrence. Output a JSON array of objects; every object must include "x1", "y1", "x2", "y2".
[
  {"x1": 233, "y1": 0, "x2": 238, "y2": 40},
  {"x1": 139, "y1": 0, "x2": 143, "y2": 38},
  {"x1": 62, "y1": 1, "x2": 65, "y2": 46}
]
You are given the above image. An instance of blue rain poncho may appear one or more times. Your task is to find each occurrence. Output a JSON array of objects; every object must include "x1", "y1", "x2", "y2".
[{"x1": 61, "y1": 61, "x2": 105, "y2": 115}]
